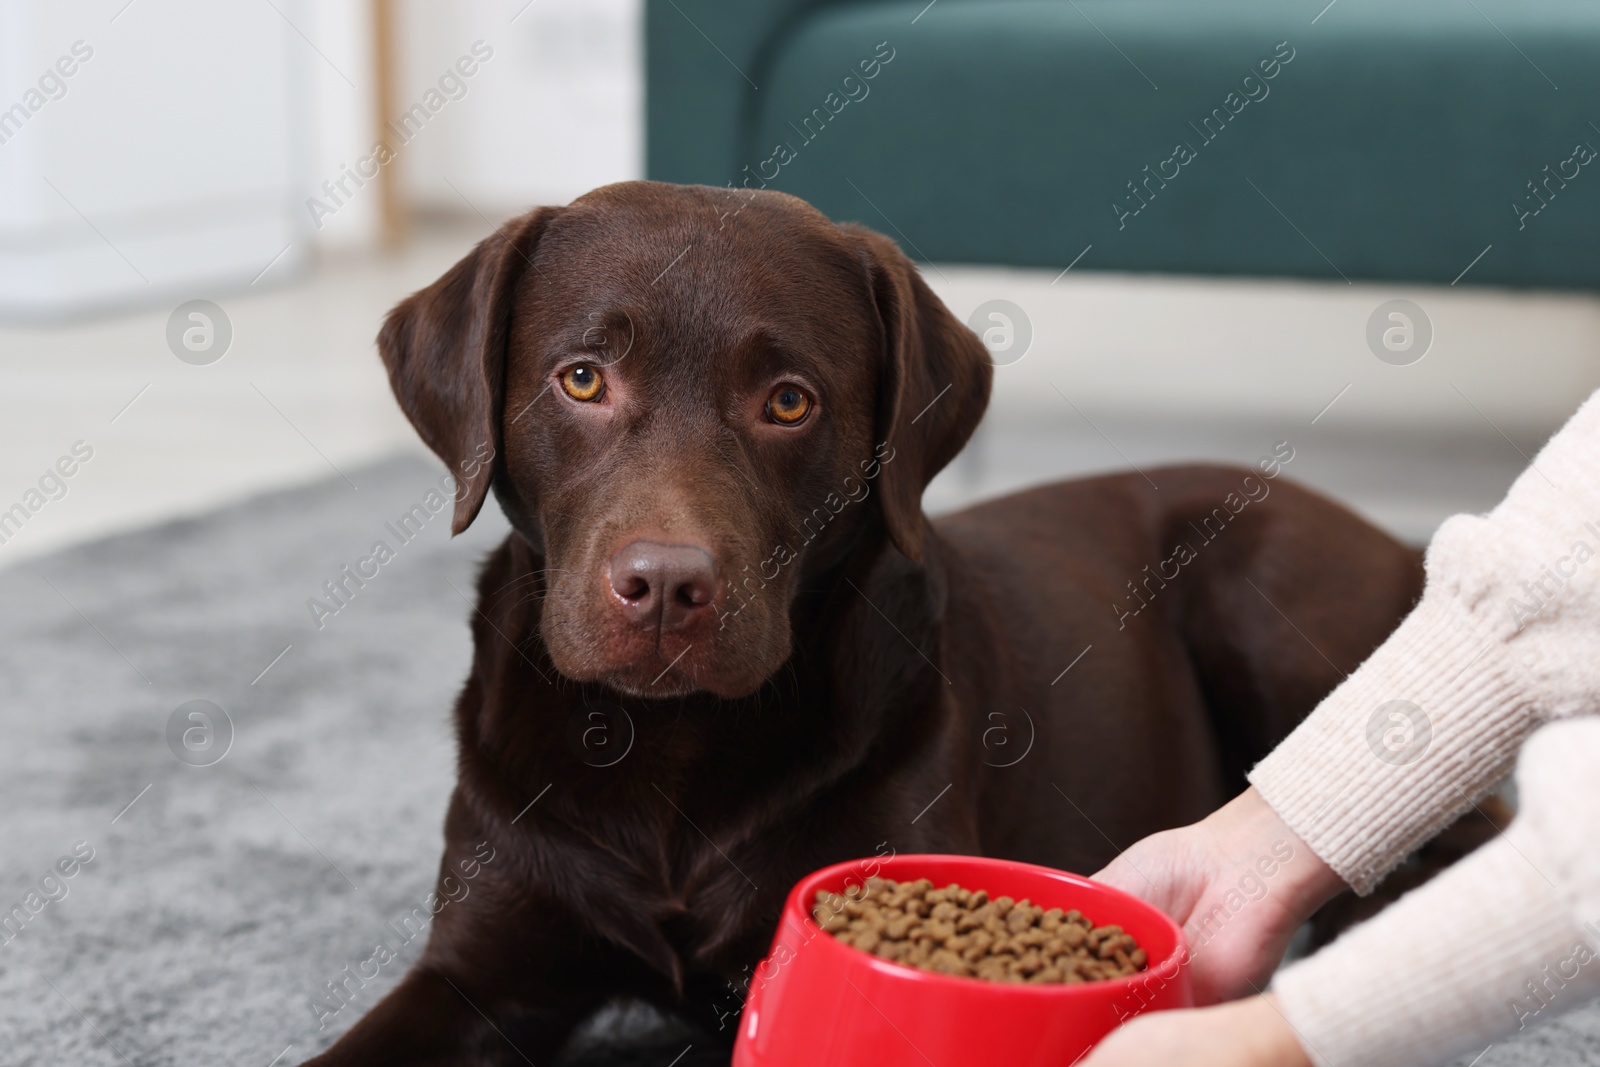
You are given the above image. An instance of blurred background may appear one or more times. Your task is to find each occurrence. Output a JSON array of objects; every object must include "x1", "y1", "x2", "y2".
[
  {"x1": 0, "y1": 0, "x2": 641, "y2": 563},
  {"x1": 6, "y1": 0, "x2": 1600, "y2": 565},
  {"x1": 5, "y1": 1, "x2": 1600, "y2": 1064}
]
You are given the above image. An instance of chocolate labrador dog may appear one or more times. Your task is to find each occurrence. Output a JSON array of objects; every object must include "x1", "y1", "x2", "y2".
[{"x1": 302, "y1": 181, "x2": 1424, "y2": 1065}]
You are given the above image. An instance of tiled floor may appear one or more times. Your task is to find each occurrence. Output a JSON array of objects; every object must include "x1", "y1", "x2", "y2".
[{"x1": 3, "y1": 218, "x2": 1598, "y2": 568}]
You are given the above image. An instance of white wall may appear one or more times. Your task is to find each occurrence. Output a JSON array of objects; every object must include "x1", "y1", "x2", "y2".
[
  {"x1": 0, "y1": 0, "x2": 314, "y2": 316},
  {"x1": 299, "y1": 0, "x2": 384, "y2": 251},
  {"x1": 932, "y1": 269, "x2": 1600, "y2": 435},
  {"x1": 396, "y1": 0, "x2": 642, "y2": 216}
]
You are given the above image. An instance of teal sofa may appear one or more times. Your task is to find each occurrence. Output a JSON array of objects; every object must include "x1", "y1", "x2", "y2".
[{"x1": 646, "y1": 0, "x2": 1600, "y2": 287}]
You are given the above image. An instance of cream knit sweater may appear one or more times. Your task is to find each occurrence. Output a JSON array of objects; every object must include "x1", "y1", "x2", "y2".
[{"x1": 1251, "y1": 389, "x2": 1600, "y2": 1067}]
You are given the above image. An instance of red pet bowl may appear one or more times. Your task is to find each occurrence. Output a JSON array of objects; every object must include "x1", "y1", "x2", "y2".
[{"x1": 732, "y1": 854, "x2": 1192, "y2": 1067}]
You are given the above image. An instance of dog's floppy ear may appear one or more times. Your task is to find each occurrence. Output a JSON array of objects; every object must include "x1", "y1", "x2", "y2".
[
  {"x1": 848, "y1": 225, "x2": 992, "y2": 563},
  {"x1": 377, "y1": 208, "x2": 557, "y2": 534}
]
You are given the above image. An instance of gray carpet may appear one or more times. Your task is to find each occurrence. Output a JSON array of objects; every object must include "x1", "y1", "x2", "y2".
[
  {"x1": 1, "y1": 455, "x2": 1596, "y2": 1066},
  {"x1": 0, "y1": 455, "x2": 712, "y2": 1066}
]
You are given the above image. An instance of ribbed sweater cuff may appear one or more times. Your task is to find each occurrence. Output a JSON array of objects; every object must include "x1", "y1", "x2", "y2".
[
  {"x1": 1249, "y1": 594, "x2": 1538, "y2": 894},
  {"x1": 1273, "y1": 836, "x2": 1598, "y2": 1067}
]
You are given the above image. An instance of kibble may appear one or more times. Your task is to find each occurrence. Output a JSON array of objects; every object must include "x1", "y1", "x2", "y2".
[{"x1": 812, "y1": 876, "x2": 1147, "y2": 984}]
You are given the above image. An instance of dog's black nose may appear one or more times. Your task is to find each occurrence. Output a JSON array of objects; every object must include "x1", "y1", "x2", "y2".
[{"x1": 608, "y1": 541, "x2": 717, "y2": 630}]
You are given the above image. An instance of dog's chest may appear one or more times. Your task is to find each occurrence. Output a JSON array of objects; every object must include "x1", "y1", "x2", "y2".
[{"x1": 555, "y1": 799, "x2": 782, "y2": 978}]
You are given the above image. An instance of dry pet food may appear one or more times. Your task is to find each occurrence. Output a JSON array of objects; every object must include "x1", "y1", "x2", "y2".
[{"x1": 812, "y1": 876, "x2": 1147, "y2": 984}]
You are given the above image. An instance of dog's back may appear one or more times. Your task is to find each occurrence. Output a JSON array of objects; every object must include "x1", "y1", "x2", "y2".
[{"x1": 933, "y1": 464, "x2": 1423, "y2": 874}]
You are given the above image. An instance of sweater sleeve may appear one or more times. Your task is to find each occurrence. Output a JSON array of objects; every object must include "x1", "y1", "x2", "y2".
[
  {"x1": 1271, "y1": 719, "x2": 1600, "y2": 1067},
  {"x1": 1249, "y1": 388, "x2": 1600, "y2": 893}
]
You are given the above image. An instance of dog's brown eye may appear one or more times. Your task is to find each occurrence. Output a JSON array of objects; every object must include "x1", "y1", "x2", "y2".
[
  {"x1": 561, "y1": 365, "x2": 604, "y2": 402},
  {"x1": 766, "y1": 384, "x2": 811, "y2": 425}
]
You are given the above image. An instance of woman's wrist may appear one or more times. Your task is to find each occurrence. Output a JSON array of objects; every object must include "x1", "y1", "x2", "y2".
[
  {"x1": 1242, "y1": 994, "x2": 1316, "y2": 1066},
  {"x1": 1083, "y1": 992, "x2": 1316, "y2": 1066},
  {"x1": 1202, "y1": 788, "x2": 1346, "y2": 926}
]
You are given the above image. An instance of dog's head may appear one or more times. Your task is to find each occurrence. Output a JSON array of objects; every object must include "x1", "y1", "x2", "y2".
[{"x1": 379, "y1": 182, "x2": 990, "y2": 698}]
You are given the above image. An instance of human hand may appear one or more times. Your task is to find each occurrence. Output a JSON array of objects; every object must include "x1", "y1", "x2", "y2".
[
  {"x1": 1081, "y1": 994, "x2": 1313, "y2": 1067},
  {"x1": 1092, "y1": 787, "x2": 1345, "y2": 1005}
]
